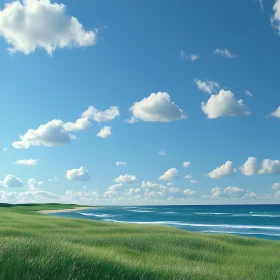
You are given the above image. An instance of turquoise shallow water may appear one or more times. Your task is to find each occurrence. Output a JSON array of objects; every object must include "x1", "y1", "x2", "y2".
[{"x1": 50, "y1": 204, "x2": 280, "y2": 240}]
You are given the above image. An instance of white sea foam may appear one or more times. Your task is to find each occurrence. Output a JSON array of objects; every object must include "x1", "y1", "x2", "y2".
[
  {"x1": 80, "y1": 213, "x2": 115, "y2": 218},
  {"x1": 127, "y1": 210, "x2": 153, "y2": 213},
  {"x1": 194, "y1": 212, "x2": 230, "y2": 215},
  {"x1": 203, "y1": 231, "x2": 280, "y2": 237}
]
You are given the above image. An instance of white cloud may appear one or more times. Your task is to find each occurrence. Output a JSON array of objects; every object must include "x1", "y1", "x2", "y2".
[
  {"x1": 190, "y1": 180, "x2": 198, "y2": 183},
  {"x1": 210, "y1": 187, "x2": 222, "y2": 198},
  {"x1": 141, "y1": 181, "x2": 167, "y2": 190},
  {"x1": 259, "y1": 0, "x2": 264, "y2": 11},
  {"x1": 0, "y1": 175, "x2": 24, "y2": 188},
  {"x1": 182, "y1": 161, "x2": 190, "y2": 168},
  {"x1": 213, "y1": 48, "x2": 237, "y2": 58},
  {"x1": 194, "y1": 79, "x2": 219, "y2": 94},
  {"x1": 201, "y1": 89, "x2": 251, "y2": 119},
  {"x1": 97, "y1": 126, "x2": 111, "y2": 138},
  {"x1": 28, "y1": 178, "x2": 43, "y2": 190},
  {"x1": 208, "y1": 161, "x2": 237, "y2": 179},
  {"x1": 159, "y1": 168, "x2": 179, "y2": 180},
  {"x1": 82, "y1": 106, "x2": 120, "y2": 122},
  {"x1": 184, "y1": 189, "x2": 197, "y2": 197},
  {"x1": 114, "y1": 174, "x2": 137, "y2": 184},
  {"x1": 223, "y1": 186, "x2": 244, "y2": 196},
  {"x1": 64, "y1": 118, "x2": 91, "y2": 131},
  {"x1": 184, "y1": 174, "x2": 192, "y2": 179},
  {"x1": 245, "y1": 90, "x2": 253, "y2": 97},
  {"x1": 209, "y1": 186, "x2": 245, "y2": 199},
  {"x1": 48, "y1": 176, "x2": 59, "y2": 182},
  {"x1": 268, "y1": 106, "x2": 280, "y2": 118},
  {"x1": 272, "y1": 183, "x2": 280, "y2": 191},
  {"x1": 104, "y1": 183, "x2": 122, "y2": 197},
  {"x1": 0, "y1": 0, "x2": 96, "y2": 55},
  {"x1": 169, "y1": 187, "x2": 180, "y2": 193},
  {"x1": 15, "y1": 159, "x2": 38, "y2": 166},
  {"x1": 61, "y1": 190, "x2": 99, "y2": 203},
  {"x1": 158, "y1": 150, "x2": 166, "y2": 156},
  {"x1": 240, "y1": 157, "x2": 259, "y2": 176},
  {"x1": 66, "y1": 166, "x2": 90, "y2": 181},
  {"x1": 82, "y1": 186, "x2": 87, "y2": 190},
  {"x1": 259, "y1": 159, "x2": 280, "y2": 175},
  {"x1": 271, "y1": 0, "x2": 280, "y2": 33},
  {"x1": 180, "y1": 51, "x2": 199, "y2": 61},
  {"x1": 129, "y1": 92, "x2": 186, "y2": 122},
  {"x1": 116, "y1": 162, "x2": 126, "y2": 166},
  {"x1": 12, "y1": 119, "x2": 76, "y2": 149}
]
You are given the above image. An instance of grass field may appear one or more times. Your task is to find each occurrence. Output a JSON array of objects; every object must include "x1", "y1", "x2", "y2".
[{"x1": 0, "y1": 203, "x2": 279, "y2": 280}]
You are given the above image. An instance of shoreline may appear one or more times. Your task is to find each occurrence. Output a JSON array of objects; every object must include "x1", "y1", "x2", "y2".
[{"x1": 39, "y1": 207, "x2": 93, "y2": 214}]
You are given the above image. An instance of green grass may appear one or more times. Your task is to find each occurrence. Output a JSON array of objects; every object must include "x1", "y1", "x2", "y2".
[{"x1": 0, "y1": 203, "x2": 279, "y2": 279}]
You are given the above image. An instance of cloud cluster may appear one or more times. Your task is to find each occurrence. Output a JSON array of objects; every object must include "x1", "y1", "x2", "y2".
[
  {"x1": 201, "y1": 90, "x2": 251, "y2": 119},
  {"x1": 66, "y1": 166, "x2": 90, "y2": 181},
  {"x1": 180, "y1": 51, "x2": 199, "y2": 61},
  {"x1": 271, "y1": 0, "x2": 280, "y2": 33},
  {"x1": 82, "y1": 106, "x2": 120, "y2": 122},
  {"x1": 114, "y1": 174, "x2": 137, "y2": 184},
  {"x1": 208, "y1": 161, "x2": 236, "y2": 179},
  {"x1": 241, "y1": 157, "x2": 280, "y2": 175},
  {"x1": 129, "y1": 92, "x2": 186, "y2": 123},
  {"x1": 0, "y1": 0, "x2": 96, "y2": 55}
]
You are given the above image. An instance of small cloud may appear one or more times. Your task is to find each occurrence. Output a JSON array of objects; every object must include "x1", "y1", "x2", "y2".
[
  {"x1": 184, "y1": 174, "x2": 192, "y2": 179},
  {"x1": 159, "y1": 168, "x2": 179, "y2": 181},
  {"x1": 66, "y1": 166, "x2": 90, "y2": 181},
  {"x1": 28, "y1": 178, "x2": 43, "y2": 191},
  {"x1": 182, "y1": 161, "x2": 190, "y2": 168},
  {"x1": 259, "y1": 0, "x2": 264, "y2": 11},
  {"x1": 97, "y1": 126, "x2": 112, "y2": 138},
  {"x1": 82, "y1": 106, "x2": 120, "y2": 122},
  {"x1": 184, "y1": 189, "x2": 197, "y2": 197},
  {"x1": 158, "y1": 150, "x2": 166, "y2": 156},
  {"x1": 114, "y1": 174, "x2": 137, "y2": 184},
  {"x1": 208, "y1": 161, "x2": 237, "y2": 179},
  {"x1": 48, "y1": 176, "x2": 59, "y2": 182},
  {"x1": 116, "y1": 162, "x2": 127, "y2": 166},
  {"x1": 267, "y1": 106, "x2": 280, "y2": 118},
  {"x1": 213, "y1": 48, "x2": 237, "y2": 58},
  {"x1": 190, "y1": 180, "x2": 198, "y2": 183},
  {"x1": 180, "y1": 50, "x2": 199, "y2": 61},
  {"x1": 82, "y1": 186, "x2": 87, "y2": 190},
  {"x1": 15, "y1": 159, "x2": 38, "y2": 166},
  {"x1": 245, "y1": 90, "x2": 253, "y2": 97},
  {"x1": 194, "y1": 79, "x2": 219, "y2": 94}
]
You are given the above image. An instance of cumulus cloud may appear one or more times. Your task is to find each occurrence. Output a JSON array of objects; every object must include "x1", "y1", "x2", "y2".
[
  {"x1": 28, "y1": 178, "x2": 43, "y2": 190},
  {"x1": 158, "y1": 150, "x2": 166, "y2": 156},
  {"x1": 15, "y1": 159, "x2": 38, "y2": 166},
  {"x1": 82, "y1": 106, "x2": 120, "y2": 122},
  {"x1": 129, "y1": 92, "x2": 186, "y2": 122},
  {"x1": 209, "y1": 186, "x2": 245, "y2": 200},
  {"x1": 114, "y1": 174, "x2": 137, "y2": 184},
  {"x1": 180, "y1": 51, "x2": 199, "y2": 61},
  {"x1": 0, "y1": 0, "x2": 96, "y2": 55},
  {"x1": 64, "y1": 118, "x2": 91, "y2": 131},
  {"x1": 12, "y1": 119, "x2": 76, "y2": 149},
  {"x1": 268, "y1": 106, "x2": 280, "y2": 118},
  {"x1": 208, "y1": 161, "x2": 237, "y2": 179},
  {"x1": 259, "y1": 159, "x2": 280, "y2": 175},
  {"x1": 116, "y1": 162, "x2": 126, "y2": 166},
  {"x1": 271, "y1": 0, "x2": 280, "y2": 33},
  {"x1": 104, "y1": 184, "x2": 122, "y2": 197},
  {"x1": 182, "y1": 161, "x2": 190, "y2": 168},
  {"x1": 184, "y1": 189, "x2": 197, "y2": 197},
  {"x1": 194, "y1": 79, "x2": 219, "y2": 94},
  {"x1": 66, "y1": 166, "x2": 90, "y2": 181},
  {"x1": 201, "y1": 89, "x2": 251, "y2": 119},
  {"x1": 97, "y1": 126, "x2": 111, "y2": 138},
  {"x1": 169, "y1": 187, "x2": 180, "y2": 193},
  {"x1": 213, "y1": 48, "x2": 237, "y2": 58},
  {"x1": 159, "y1": 168, "x2": 179, "y2": 180},
  {"x1": 0, "y1": 175, "x2": 24, "y2": 188},
  {"x1": 240, "y1": 157, "x2": 259, "y2": 176},
  {"x1": 184, "y1": 174, "x2": 192, "y2": 179}
]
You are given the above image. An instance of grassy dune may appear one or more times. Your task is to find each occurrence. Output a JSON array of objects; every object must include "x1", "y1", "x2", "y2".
[{"x1": 0, "y1": 204, "x2": 279, "y2": 280}]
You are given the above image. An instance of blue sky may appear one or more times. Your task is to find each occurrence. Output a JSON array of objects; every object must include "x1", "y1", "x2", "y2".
[{"x1": 1, "y1": 0, "x2": 280, "y2": 205}]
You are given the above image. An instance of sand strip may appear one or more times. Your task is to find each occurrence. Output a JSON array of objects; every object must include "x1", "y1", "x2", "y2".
[{"x1": 39, "y1": 207, "x2": 93, "y2": 214}]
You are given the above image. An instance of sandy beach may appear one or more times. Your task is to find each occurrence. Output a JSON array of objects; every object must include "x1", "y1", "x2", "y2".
[{"x1": 39, "y1": 207, "x2": 93, "y2": 214}]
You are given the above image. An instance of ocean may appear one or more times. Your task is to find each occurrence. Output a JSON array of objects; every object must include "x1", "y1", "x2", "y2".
[{"x1": 49, "y1": 204, "x2": 280, "y2": 240}]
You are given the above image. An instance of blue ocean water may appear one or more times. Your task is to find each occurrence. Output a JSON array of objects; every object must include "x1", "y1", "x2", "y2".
[{"x1": 50, "y1": 205, "x2": 280, "y2": 240}]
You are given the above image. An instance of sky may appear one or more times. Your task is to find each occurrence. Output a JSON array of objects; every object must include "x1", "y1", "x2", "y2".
[{"x1": 1, "y1": 0, "x2": 280, "y2": 205}]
